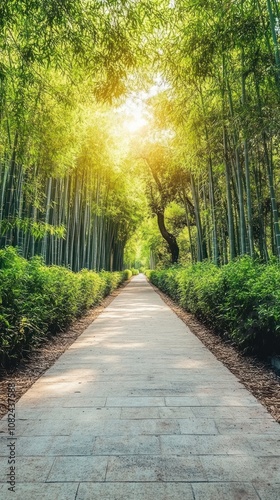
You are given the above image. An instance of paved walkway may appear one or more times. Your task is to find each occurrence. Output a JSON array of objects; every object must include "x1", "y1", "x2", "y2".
[{"x1": 0, "y1": 275, "x2": 280, "y2": 499}]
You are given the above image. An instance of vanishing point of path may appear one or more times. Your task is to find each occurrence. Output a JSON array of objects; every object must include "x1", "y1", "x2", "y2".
[{"x1": 0, "y1": 275, "x2": 280, "y2": 499}]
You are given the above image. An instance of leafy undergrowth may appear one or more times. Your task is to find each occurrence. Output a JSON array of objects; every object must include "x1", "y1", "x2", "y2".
[
  {"x1": 123, "y1": 268, "x2": 139, "y2": 279},
  {"x1": 147, "y1": 257, "x2": 280, "y2": 357},
  {"x1": 0, "y1": 247, "x2": 128, "y2": 368}
]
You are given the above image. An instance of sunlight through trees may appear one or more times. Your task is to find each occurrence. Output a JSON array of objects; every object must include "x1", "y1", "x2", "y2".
[{"x1": 1, "y1": 0, "x2": 280, "y2": 269}]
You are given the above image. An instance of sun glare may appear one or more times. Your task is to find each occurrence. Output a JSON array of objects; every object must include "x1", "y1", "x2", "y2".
[
  {"x1": 124, "y1": 109, "x2": 148, "y2": 133},
  {"x1": 116, "y1": 97, "x2": 150, "y2": 135},
  {"x1": 115, "y1": 79, "x2": 169, "y2": 135}
]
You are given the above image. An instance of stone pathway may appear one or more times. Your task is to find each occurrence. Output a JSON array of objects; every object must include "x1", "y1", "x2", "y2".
[{"x1": 0, "y1": 275, "x2": 280, "y2": 499}]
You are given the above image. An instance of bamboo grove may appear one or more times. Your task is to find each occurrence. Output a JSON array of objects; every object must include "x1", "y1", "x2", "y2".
[
  {"x1": 149, "y1": 0, "x2": 280, "y2": 266},
  {"x1": 0, "y1": 0, "x2": 149, "y2": 270},
  {"x1": 1, "y1": 0, "x2": 280, "y2": 270}
]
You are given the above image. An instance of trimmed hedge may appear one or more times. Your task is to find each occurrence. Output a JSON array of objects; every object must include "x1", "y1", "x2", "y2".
[
  {"x1": 0, "y1": 247, "x2": 128, "y2": 367},
  {"x1": 148, "y1": 257, "x2": 280, "y2": 356},
  {"x1": 123, "y1": 269, "x2": 133, "y2": 280},
  {"x1": 131, "y1": 268, "x2": 140, "y2": 275}
]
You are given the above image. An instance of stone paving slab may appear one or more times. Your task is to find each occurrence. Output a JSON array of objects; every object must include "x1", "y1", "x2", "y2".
[
  {"x1": 0, "y1": 274, "x2": 280, "y2": 499},
  {"x1": 76, "y1": 482, "x2": 195, "y2": 500},
  {"x1": 0, "y1": 483, "x2": 79, "y2": 500}
]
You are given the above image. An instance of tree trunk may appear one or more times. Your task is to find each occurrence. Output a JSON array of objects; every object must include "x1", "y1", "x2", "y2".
[
  {"x1": 190, "y1": 175, "x2": 207, "y2": 261},
  {"x1": 266, "y1": 0, "x2": 280, "y2": 85},
  {"x1": 199, "y1": 86, "x2": 219, "y2": 264},
  {"x1": 182, "y1": 185, "x2": 195, "y2": 262},
  {"x1": 254, "y1": 72, "x2": 280, "y2": 260},
  {"x1": 156, "y1": 210, "x2": 179, "y2": 264},
  {"x1": 226, "y1": 73, "x2": 247, "y2": 255}
]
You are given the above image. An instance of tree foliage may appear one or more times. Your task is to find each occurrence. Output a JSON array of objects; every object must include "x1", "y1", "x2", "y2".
[
  {"x1": 1, "y1": 0, "x2": 280, "y2": 270},
  {"x1": 137, "y1": 0, "x2": 280, "y2": 265}
]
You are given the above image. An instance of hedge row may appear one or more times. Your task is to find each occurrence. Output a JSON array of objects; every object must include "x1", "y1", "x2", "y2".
[
  {"x1": 123, "y1": 268, "x2": 140, "y2": 279},
  {"x1": 0, "y1": 247, "x2": 129, "y2": 367},
  {"x1": 147, "y1": 257, "x2": 280, "y2": 356}
]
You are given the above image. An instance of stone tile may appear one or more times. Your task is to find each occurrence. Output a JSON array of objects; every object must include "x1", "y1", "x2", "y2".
[
  {"x1": 62, "y1": 397, "x2": 106, "y2": 407},
  {"x1": 106, "y1": 455, "x2": 166, "y2": 481},
  {"x1": 215, "y1": 418, "x2": 280, "y2": 435},
  {"x1": 0, "y1": 482, "x2": 79, "y2": 500},
  {"x1": 106, "y1": 397, "x2": 165, "y2": 407},
  {"x1": 100, "y1": 418, "x2": 180, "y2": 437},
  {"x1": 158, "y1": 407, "x2": 195, "y2": 419},
  {"x1": 179, "y1": 418, "x2": 218, "y2": 435},
  {"x1": 18, "y1": 384, "x2": 86, "y2": 400},
  {"x1": 160, "y1": 434, "x2": 254, "y2": 456},
  {"x1": 126, "y1": 388, "x2": 195, "y2": 397},
  {"x1": 193, "y1": 383, "x2": 245, "y2": 391},
  {"x1": 198, "y1": 395, "x2": 260, "y2": 406},
  {"x1": 0, "y1": 456, "x2": 55, "y2": 483},
  {"x1": 10, "y1": 435, "x2": 95, "y2": 456},
  {"x1": 165, "y1": 397, "x2": 201, "y2": 406},
  {"x1": 66, "y1": 419, "x2": 105, "y2": 438},
  {"x1": 15, "y1": 407, "x2": 121, "y2": 421},
  {"x1": 246, "y1": 435, "x2": 280, "y2": 455},
  {"x1": 192, "y1": 482, "x2": 259, "y2": 499},
  {"x1": 7, "y1": 409, "x2": 48, "y2": 421},
  {"x1": 77, "y1": 482, "x2": 194, "y2": 499},
  {"x1": 93, "y1": 435, "x2": 161, "y2": 455},
  {"x1": 40, "y1": 367, "x2": 98, "y2": 379},
  {"x1": 120, "y1": 407, "x2": 160, "y2": 419},
  {"x1": 254, "y1": 483, "x2": 280, "y2": 500},
  {"x1": 15, "y1": 419, "x2": 74, "y2": 437},
  {"x1": 192, "y1": 406, "x2": 272, "y2": 419},
  {"x1": 16, "y1": 397, "x2": 67, "y2": 409},
  {"x1": 163, "y1": 456, "x2": 206, "y2": 481},
  {"x1": 46, "y1": 456, "x2": 108, "y2": 482},
  {"x1": 0, "y1": 418, "x2": 29, "y2": 437},
  {"x1": 200, "y1": 456, "x2": 280, "y2": 483},
  {"x1": 154, "y1": 419, "x2": 181, "y2": 434},
  {"x1": 17, "y1": 396, "x2": 107, "y2": 409}
]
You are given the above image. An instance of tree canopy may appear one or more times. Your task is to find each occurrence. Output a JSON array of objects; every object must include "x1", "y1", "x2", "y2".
[{"x1": 1, "y1": 0, "x2": 280, "y2": 269}]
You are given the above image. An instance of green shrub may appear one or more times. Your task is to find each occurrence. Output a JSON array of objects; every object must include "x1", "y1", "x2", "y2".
[
  {"x1": 149, "y1": 267, "x2": 182, "y2": 302},
  {"x1": 131, "y1": 268, "x2": 139, "y2": 275},
  {"x1": 148, "y1": 257, "x2": 280, "y2": 356},
  {"x1": 144, "y1": 269, "x2": 153, "y2": 279},
  {"x1": 0, "y1": 248, "x2": 125, "y2": 368},
  {"x1": 123, "y1": 269, "x2": 133, "y2": 280},
  {"x1": 99, "y1": 270, "x2": 124, "y2": 295}
]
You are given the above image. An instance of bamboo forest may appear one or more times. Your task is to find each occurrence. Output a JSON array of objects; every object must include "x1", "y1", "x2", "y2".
[{"x1": 1, "y1": 0, "x2": 280, "y2": 364}]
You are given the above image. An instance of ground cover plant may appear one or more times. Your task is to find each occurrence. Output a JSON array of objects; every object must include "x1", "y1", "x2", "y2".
[
  {"x1": 148, "y1": 257, "x2": 280, "y2": 357},
  {"x1": 0, "y1": 247, "x2": 128, "y2": 368}
]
